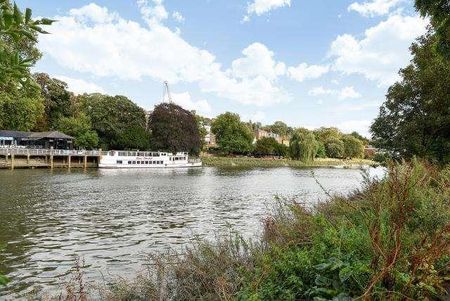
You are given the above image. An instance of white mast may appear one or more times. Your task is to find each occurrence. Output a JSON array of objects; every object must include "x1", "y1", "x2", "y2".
[{"x1": 163, "y1": 81, "x2": 173, "y2": 103}]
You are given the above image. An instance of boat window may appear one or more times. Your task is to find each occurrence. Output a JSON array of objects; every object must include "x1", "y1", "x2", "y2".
[
  {"x1": 116, "y1": 160, "x2": 122, "y2": 164},
  {"x1": 128, "y1": 161, "x2": 131, "y2": 164},
  {"x1": 132, "y1": 161, "x2": 136, "y2": 164}
]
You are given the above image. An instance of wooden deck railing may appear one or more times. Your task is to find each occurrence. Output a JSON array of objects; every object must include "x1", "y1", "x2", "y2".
[{"x1": 0, "y1": 148, "x2": 101, "y2": 156}]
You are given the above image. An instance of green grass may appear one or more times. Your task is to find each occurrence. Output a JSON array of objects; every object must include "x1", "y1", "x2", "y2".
[{"x1": 201, "y1": 155, "x2": 378, "y2": 169}]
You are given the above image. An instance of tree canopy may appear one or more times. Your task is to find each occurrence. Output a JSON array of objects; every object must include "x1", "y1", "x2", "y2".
[
  {"x1": 77, "y1": 93, "x2": 150, "y2": 150},
  {"x1": 289, "y1": 129, "x2": 318, "y2": 162},
  {"x1": 415, "y1": 0, "x2": 450, "y2": 58},
  {"x1": 342, "y1": 135, "x2": 364, "y2": 159},
  {"x1": 148, "y1": 103, "x2": 201, "y2": 155},
  {"x1": 254, "y1": 137, "x2": 278, "y2": 157},
  {"x1": 371, "y1": 32, "x2": 450, "y2": 164},
  {"x1": 211, "y1": 112, "x2": 254, "y2": 155}
]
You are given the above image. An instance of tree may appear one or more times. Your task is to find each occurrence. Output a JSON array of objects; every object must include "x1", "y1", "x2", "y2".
[
  {"x1": 342, "y1": 135, "x2": 364, "y2": 159},
  {"x1": 254, "y1": 137, "x2": 278, "y2": 157},
  {"x1": 0, "y1": 0, "x2": 54, "y2": 89},
  {"x1": 325, "y1": 138, "x2": 345, "y2": 159},
  {"x1": 289, "y1": 129, "x2": 318, "y2": 162},
  {"x1": 0, "y1": 89, "x2": 44, "y2": 131},
  {"x1": 148, "y1": 103, "x2": 201, "y2": 155},
  {"x1": 316, "y1": 142, "x2": 326, "y2": 158},
  {"x1": 371, "y1": 32, "x2": 450, "y2": 164},
  {"x1": 349, "y1": 131, "x2": 369, "y2": 145},
  {"x1": 77, "y1": 93, "x2": 149, "y2": 150},
  {"x1": 415, "y1": 0, "x2": 450, "y2": 58},
  {"x1": 265, "y1": 121, "x2": 290, "y2": 136},
  {"x1": 314, "y1": 127, "x2": 342, "y2": 143},
  {"x1": 34, "y1": 73, "x2": 73, "y2": 130},
  {"x1": 56, "y1": 113, "x2": 99, "y2": 149},
  {"x1": 211, "y1": 112, "x2": 253, "y2": 155}
]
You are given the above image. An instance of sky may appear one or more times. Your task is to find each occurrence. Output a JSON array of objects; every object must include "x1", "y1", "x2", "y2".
[{"x1": 16, "y1": 0, "x2": 428, "y2": 137}]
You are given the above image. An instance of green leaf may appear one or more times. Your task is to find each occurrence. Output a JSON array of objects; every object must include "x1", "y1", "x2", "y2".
[
  {"x1": 24, "y1": 8, "x2": 32, "y2": 24},
  {"x1": 338, "y1": 267, "x2": 352, "y2": 283},
  {"x1": 0, "y1": 275, "x2": 9, "y2": 286},
  {"x1": 13, "y1": 3, "x2": 23, "y2": 24}
]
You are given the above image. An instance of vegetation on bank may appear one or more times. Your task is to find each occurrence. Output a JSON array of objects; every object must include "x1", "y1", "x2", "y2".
[
  {"x1": 201, "y1": 156, "x2": 377, "y2": 169},
  {"x1": 52, "y1": 161, "x2": 449, "y2": 300}
]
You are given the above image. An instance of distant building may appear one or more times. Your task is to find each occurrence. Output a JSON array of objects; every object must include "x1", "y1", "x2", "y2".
[
  {"x1": 204, "y1": 125, "x2": 216, "y2": 147},
  {"x1": 364, "y1": 145, "x2": 378, "y2": 158},
  {"x1": 0, "y1": 130, "x2": 74, "y2": 149},
  {"x1": 254, "y1": 129, "x2": 290, "y2": 146}
]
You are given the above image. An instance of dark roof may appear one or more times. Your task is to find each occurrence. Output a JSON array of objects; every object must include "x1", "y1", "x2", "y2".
[
  {"x1": 28, "y1": 131, "x2": 74, "y2": 140},
  {"x1": 0, "y1": 130, "x2": 30, "y2": 138},
  {"x1": 0, "y1": 130, "x2": 74, "y2": 140}
]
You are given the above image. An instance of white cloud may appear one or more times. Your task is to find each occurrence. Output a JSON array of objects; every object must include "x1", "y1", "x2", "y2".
[
  {"x1": 308, "y1": 86, "x2": 361, "y2": 100},
  {"x1": 39, "y1": 3, "x2": 290, "y2": 106},
  {"x1": 54, "y1": 75, "x2": 105, "y2": 94},
  {"x1": 138, "y1": 0, "x2": 168, "y2": 26},
  {"x1": 242, "y1": 111, "x2": 266, "y2": 122},
  {"x1": 287, "y1": 63, "x2": 329, "y2": 82},
  {"x1": 329, "y1": 14, "x2": 428, "y2": 86},
  {"x1": 336, "y1": 120, "x2": 372, "y2": 136},
  {"x1": 172, "y1": 11, "x2": 184, "y2": 23},
  {"x1": 170, "y1": 92, "x2": 212, "y2": 115},
  {"x1": 339, "y1": 86, "x2": 361, "y2": 99},
  {"x1": 348, "y1": 0, "x2": 403, "y2": 17},
  {"x1": 230, "y1": 42, "x2": 286, "y2": 80},
  {"x1": 245, "y1": 0, "x2": 291, "y2": 20}
]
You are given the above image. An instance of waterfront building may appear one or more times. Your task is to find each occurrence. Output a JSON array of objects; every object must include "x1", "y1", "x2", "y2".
[
  {"x1": 0, "y1": 130, "x2": 74, "y2": 149},
  {"x1": 254, "y1": 128, "x2": 290, "y2": 146}
]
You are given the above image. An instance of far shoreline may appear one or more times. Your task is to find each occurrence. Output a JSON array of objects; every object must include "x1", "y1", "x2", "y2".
[{"x1": 201, "y1": 155, "x2": 379, "y2": 169}]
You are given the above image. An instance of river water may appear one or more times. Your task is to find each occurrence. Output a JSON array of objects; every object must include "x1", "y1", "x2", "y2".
[{"x1": 0, "y1": 166, "x2": 384, "y2": 298}]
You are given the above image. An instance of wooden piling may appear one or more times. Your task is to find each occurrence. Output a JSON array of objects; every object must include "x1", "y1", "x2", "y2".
[
  {"x1": 10, "y1": 154, "x2": 14, "y2": 170},
  {"x1": 68, "y1": 155, "x2": 71, "y2": 169},
  {"x1": 83, "y1": 155, "x2": 87, "y2": 169}
]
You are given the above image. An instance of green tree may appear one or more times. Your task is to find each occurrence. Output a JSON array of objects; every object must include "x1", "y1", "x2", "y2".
[
  {"x1": 34, "y1": 73, "x2": 73, "y2": 130},
  {"x1": 254, "y1": 137, "x2": 278, "y2": 157},
  {"x1": 325, "y1": 137, "x2": 345, "y2": 158},
  {"x1": 349, "y1": 131, "x2": 369, "y2": 145},
  {"x1": 77, "y1": 93, "x2": 149, "y2": 150},
  {"x1": 0, "y1": 88, "x2": 43, "y2": 131},
  {"x1": 0, "y1": 0, "x2": 54, "y2": 89},
  {"x1": 56, "y1": 113, "x2": 99, "y2": 149},
  {"x1": 211, "y1": 112, "x2": 254, "y2": 155},
  {"x1": 289, "y1": 129, "x2": 318, "y2": 162},
  {"x1": 265, "y1": 121, "x2": 290, "y2": 136},
  {"x1": 371, "y1": 32, "x2": 450, "y2": 164},
  {"x1": 148, "y1": 103, "x2": 201, "y2": 155},
  {"x1": 342, "y1": 135, "x2": 364, "y2": 159},
  {"x1": 415, "y1": 0, "x2": 450, "y2": 57},
  {"x1": 314, "y1": 127, "x2": 342, "y2": 144},
  {"x1": 316, "y1": 141, "x2": 326, "y2": 158}
]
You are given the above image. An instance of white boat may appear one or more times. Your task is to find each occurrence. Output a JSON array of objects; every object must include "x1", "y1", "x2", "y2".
[{"x1": 99, "y1": 150, "x2": 202, "y2": 169}]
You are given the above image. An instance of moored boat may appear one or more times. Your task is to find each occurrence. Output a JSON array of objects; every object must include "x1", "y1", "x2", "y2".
[{"x1": 99, "y1": 151, "x2": 202, "y2": 169}]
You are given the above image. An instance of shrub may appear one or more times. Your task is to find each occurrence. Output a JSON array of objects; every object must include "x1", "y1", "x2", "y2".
[{"x1": 325, "y1": 138, "x2": 345, "y2": 158}]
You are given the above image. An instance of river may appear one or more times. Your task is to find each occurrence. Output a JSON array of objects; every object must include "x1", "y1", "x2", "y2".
[{"x1": 0, "y1": 166, "x2": 384, "y2": 298}]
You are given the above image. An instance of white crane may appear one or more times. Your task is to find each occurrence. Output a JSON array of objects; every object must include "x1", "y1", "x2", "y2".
[{"x1": 162, "y1": 81, "x2": 173, "y2": 104}]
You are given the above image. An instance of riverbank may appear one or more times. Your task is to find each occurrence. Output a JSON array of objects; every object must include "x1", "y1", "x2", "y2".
[
  {"x1": 201, "y1": 155, "x2": 378, "y2": 168},
  {"x1": 48, "y1": 161, "x2": 449, "y2": 300}
]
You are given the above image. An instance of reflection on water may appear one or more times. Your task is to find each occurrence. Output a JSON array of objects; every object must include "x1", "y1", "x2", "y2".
[{"x1": 0, "y1": 166, "x2": 384, "y2": 298}]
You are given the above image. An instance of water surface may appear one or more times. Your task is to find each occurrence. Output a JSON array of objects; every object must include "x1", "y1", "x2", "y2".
[{"x1": 0, "y1": 166, "x2": 383, "y2": 298}]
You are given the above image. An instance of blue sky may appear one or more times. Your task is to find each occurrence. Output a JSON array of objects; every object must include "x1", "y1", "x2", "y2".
[{"x1": 17, "y1": 0, "x2": 427, "y2": 136}]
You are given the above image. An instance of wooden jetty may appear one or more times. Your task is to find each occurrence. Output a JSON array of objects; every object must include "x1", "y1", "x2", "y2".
[{"x1": 0, "y1": 148, "x2": 101, "y2": 170}]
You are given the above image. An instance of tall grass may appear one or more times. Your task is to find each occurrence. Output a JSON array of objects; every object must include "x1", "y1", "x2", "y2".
[{"x1": 46, "y1": 160, "x2": 449, "y2": 300}]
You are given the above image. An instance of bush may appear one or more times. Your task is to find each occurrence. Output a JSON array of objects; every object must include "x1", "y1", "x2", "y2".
[{"x1": 325, "y1": 138, "x2": 345, "y2": 158}]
